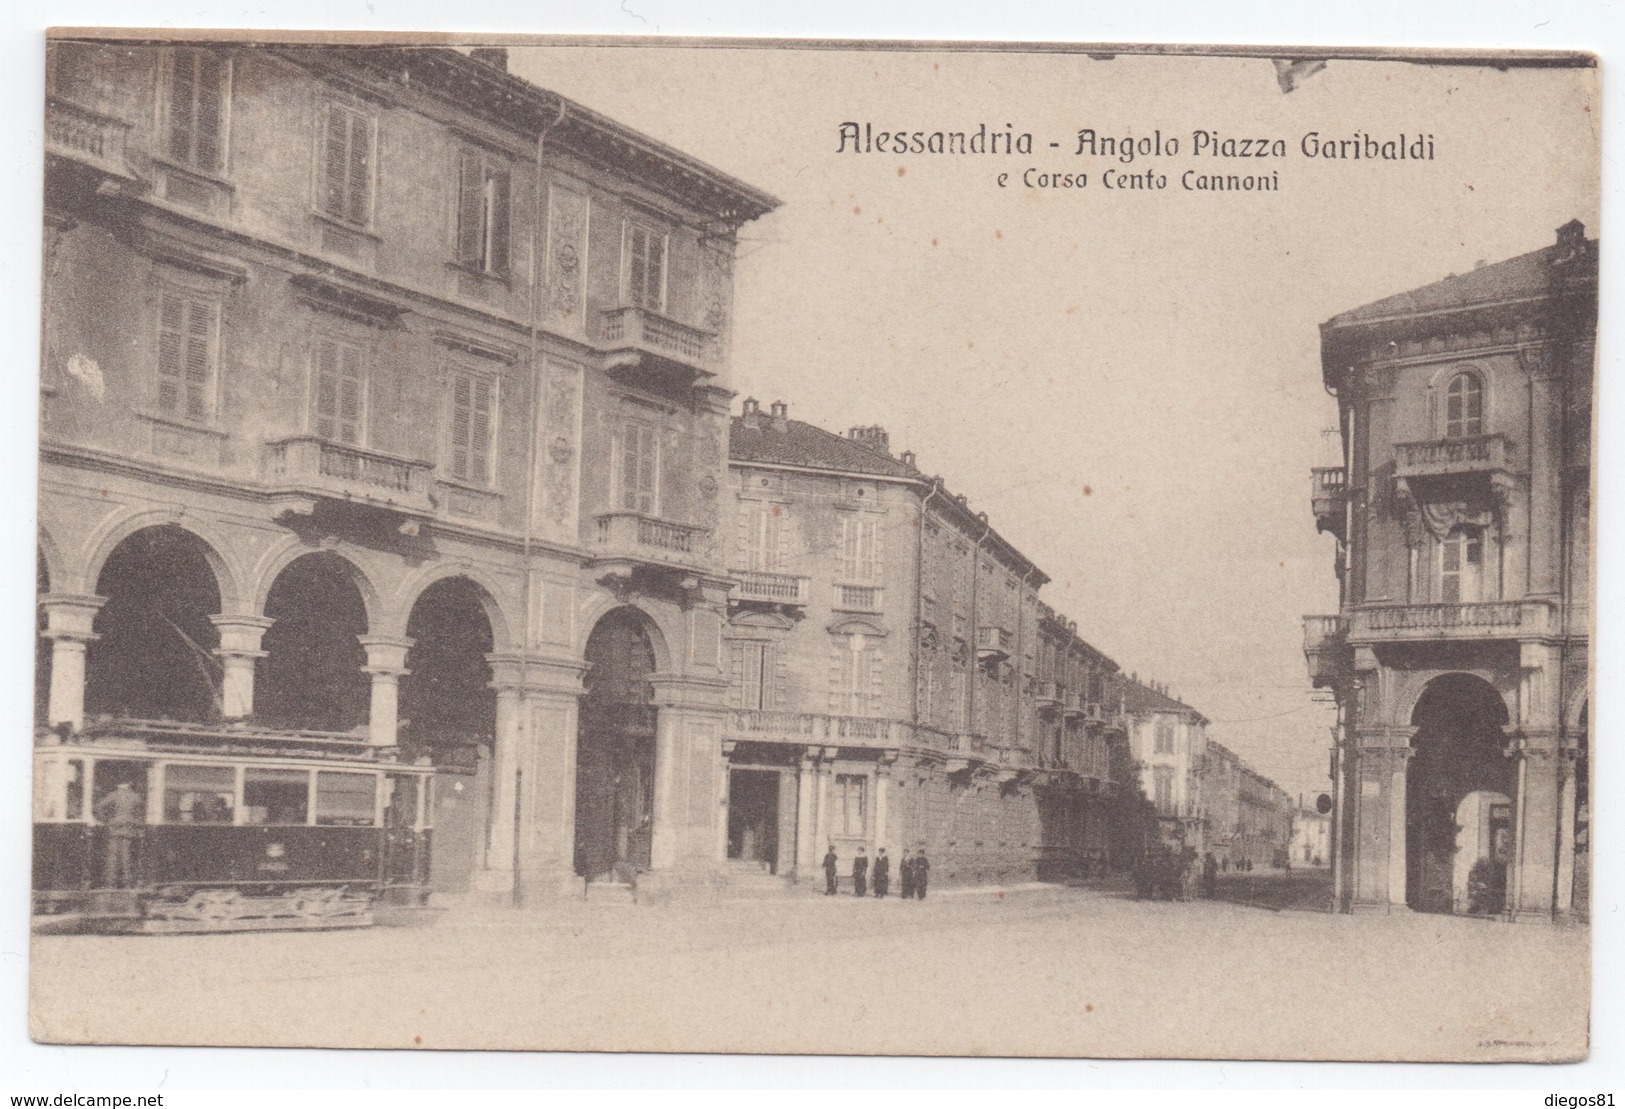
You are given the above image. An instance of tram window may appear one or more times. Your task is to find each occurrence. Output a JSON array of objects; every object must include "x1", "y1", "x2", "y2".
[
  {"x1": 384, "y1": 774, "x2": 419, "y2": 828},
  {"x1": 35, "y1": 759, "x2": 85, "y2": 821},
  {"x1": 315, "y1": 771, "x2": 377, "y2": 826},
  {"x1": 243, "y1": 768, "x2": 311, "y2": 825},
  {"x1": 163, "y1": 764, "x2": 236, "y2": 823}
]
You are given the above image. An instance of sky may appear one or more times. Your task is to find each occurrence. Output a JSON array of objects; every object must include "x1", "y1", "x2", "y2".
[{"x1": 510, "y1": 45, "x2": 1600, "y2": 803}]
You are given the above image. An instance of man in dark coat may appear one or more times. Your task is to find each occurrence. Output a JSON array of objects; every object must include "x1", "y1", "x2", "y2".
[
  {"x1": 852, "y1": 846, "x2": 869, "y2": 897},
  {"x1": 823, "y1": 845, "x2": 839, "y2": 895},
  {"x1": 872, "y1": 847, "x2": 890, "y2": 898},
  {"x1": 913, "y1": 848, "x2": 930, "y2": 900},
  {"x1": 94, "y1": 781, "x2": 144, "y2": 888},
  {"x1": 899, "y1": 849, "x2": 915, "y2": 899}
]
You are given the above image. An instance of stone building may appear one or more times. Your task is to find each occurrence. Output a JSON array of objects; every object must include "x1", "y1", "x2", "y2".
[
  {"x1": 38, "y1": 39, "x2": 778, "y2": 904},
  {"x1": 1200, "y1": 741, "x2": 1294, "y2": 870},
  {"x1": 1304, "y1": 222, "x2": 1594, "y2": 920},
  {"x1": 721, "y1": 401, "x2": 1133, "y2": 887},
  {"x1": 1117, "y1": 677, "x2": 1209, "y2": 854},
  {"x1": 1291, "y1": 806, "x2": 1332, "y2": 868}
]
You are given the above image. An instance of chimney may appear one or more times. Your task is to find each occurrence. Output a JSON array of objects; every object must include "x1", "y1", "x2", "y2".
[
  {"x1": 900, "y1": 449, "x2": 917, "y2": 469},
  {"x1": 770, "y1": 400, "x2": 789, "y2": 432},
  {"x1": 1553, "y1": 219, "x2": 1586, "y2": 265},
  {"x1": 470, "y1": 47, "x2": 509, "y2": 72},
  {"x1": 847, "y1": 425, "x2": 890, "y2": 456},
  {"x1": 741, "y1": 396, "x2": 762, "y2": 429}
]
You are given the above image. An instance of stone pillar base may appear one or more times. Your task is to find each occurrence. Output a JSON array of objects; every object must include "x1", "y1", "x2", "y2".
[
  {"x1": 472, "y1": 868, "x2": 516, "y2": 895},
  {"x1": 515, "y1": 867, "x2": 587, "y2": 906},
  {"x1": 1512, "y1": 908, "x2": 1558, "y2": 926},
  {"x1": 1349, "y1": 899, "x2": 1410, "y2": 916}
]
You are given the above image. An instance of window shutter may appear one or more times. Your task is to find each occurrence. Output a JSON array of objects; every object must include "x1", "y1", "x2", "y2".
[
  {"x1": 168, "y1": 53, "x2": 196, "y2": 164},
  {"x1": 157, "y1": 293, "x2": 185, "y2": 414},
  {"x1": 450, "y1": 375, "x2": 471, "y2": 480},
  {"x1": 456, "y1": 151, "x2": 482, "y2": 265},
  {"x1": 727, "y1": 644, "x2": 746, "y2": 710},
  {"x1": 183, "y1": 300, "x2": 213, "y2": 420},
  {"x1": 323, "y1": 106, "x2": 349, "y2": 219},
  {"x1": 487, "y1": 168, "x2": 510, "y2": 274},
  {"x1": 839, "y1": 517, "x2": 856, "y2": 580},
  {"x1": 470, "y1": 377, "x2": 492, "y2": 483},
  {"x1": 761, "y1": 509, "x2": 781, "y2": 572},
  {"x1": 637, "y1": 427, "x2": 657, "y2": 513},
  {"x1": 740, "y1": 642, "x2": 764, "y2": 711},
  {"x1": 345, "y1": 111, "x2": 372, "y2": 224},
  {"x1": 193, "y1": 52, "x2": 224, "y2": 171},
  {"x1": 736, "y1": 506, "x2": 753, "y2": 568},
  {"x1": 869, "y1": 648, "x2": 884, "y2": 715},
  {"x1": 645, "y1": 233, "x2": 665, "y2": 311},
  {"x1": 338, "y1": 344, "x2": 363, "y2": 444},
  {"x1": 313, "y1": 340, "x2": 338, "y2": 440},
  {"x1": 776, "y1": 509, "x2": 791, "y2": 570}
]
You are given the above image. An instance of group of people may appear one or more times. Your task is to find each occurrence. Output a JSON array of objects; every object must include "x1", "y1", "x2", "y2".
[{"x1": 822, "y1": 845, "x2": 930, "y2": 900}]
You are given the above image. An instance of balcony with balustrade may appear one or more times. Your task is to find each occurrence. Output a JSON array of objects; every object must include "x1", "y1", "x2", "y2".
[
  {"x1": 596, "y1": 306, "x2": 716, "y2": 388},
  {"x1": 46, "y1": 99, "x2": 137, "y2": 186},
  {"x1": 593, "y1": 511, "x2": 712, "y2": 577},
  {"x1": 1345, "y1": 598, "x2": 1559, "y2": 645},
  {"x1": 262, "y1": 436, "x2": 435, "y2": 518},
  {"x1": 1035, "y1": 681, "x2": 1064, "y2": 711},
  {"x1": 730, "y1": 568, "x2": 811, "y2": 608},
  {"x1": 1302, "y1": 614, "x2": 1347, "y2": 688},
  {"x1": 1311, "y1": 466, "x2": 1347, "y2": 538},
  {"x1": 1394, "y1": 434, "x2": 1515, "y2": 482},
  {"x1": 720, "y1": 709, "x2": 980, "y2": 756}
]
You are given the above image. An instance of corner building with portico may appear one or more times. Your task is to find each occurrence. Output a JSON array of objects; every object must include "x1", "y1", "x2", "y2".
[
  {"x1": 38, "y1": 39, "x2": 778, "y2": 904},
  {"x1": 1304, "y1": 222, "x2": 1594, "y2": 921}
]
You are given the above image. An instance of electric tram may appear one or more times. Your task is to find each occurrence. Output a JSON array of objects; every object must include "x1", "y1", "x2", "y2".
[{"x1": 33, "y1": 719, "x2": 436, "y2": 933}]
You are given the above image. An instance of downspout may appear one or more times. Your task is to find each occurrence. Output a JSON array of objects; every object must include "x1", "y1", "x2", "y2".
[
  {"x1": 967, "y1": 514, "x2": 993, "y2": 750},
  {"x1": 512, "y1": 96, "x2": 568, "y2": 905},
  {"x1": 912, "y1": 479, "x2": 943, "y2": 727}
]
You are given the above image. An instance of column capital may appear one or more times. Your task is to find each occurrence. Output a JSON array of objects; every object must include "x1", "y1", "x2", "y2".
[
  {"x1": 210, "y1": 614, "x2": 274, "y2": 658},
  {"x1": 486, "y1": 651, "x2": 589, "y2": 698},
  {"x1": 648, "y1": 670, "x2": 729, "y2": 711},
  {"x1": 1355, "y1": 725, "x2": 1416, "y2": 750},
  {"x1": 39, "y1": 593, "x2": 106, "y2": 641},
  {"x1": 359, "y1": 634, "x2": 415, "y2": 677}
]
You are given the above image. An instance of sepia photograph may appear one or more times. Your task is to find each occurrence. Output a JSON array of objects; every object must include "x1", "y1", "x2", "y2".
[{"x1": 25, "y1": 26, "x2": 1599, "y2": 1066}]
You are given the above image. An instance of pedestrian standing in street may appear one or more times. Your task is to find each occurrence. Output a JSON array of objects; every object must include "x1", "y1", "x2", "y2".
[
  {"x1": 823, "y1": 845, "x2": 839, "y2": 895},
  {"x1": 1202, "y1": 852, "x2": 1219, "y2": 899},
  {"x1": 913, "y1": 848, "x2": 930, "y2": 900},
  {"x1": 873, "y1": 847, "x2": 890, "y2": 898},
  {"x1": 94, "y1": 780, "x2": 145, "y2": 888},
  {"x1": 899, "y1": 849, "x2": 915, "y2": 899},
  {"x1": 852, "y1": 846, "x2": 869, "y2": 897}
]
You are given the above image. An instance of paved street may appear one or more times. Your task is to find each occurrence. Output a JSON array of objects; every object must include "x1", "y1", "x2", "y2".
[{"x1": 31, "y1": 885, "x2": 1586, "y2": 1061}]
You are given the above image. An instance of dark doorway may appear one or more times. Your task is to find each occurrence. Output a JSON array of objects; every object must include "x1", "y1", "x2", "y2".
[
  {"x1": 86, "y1": 526, "x2": 223, "y2": 723},
  {"x1": 727, "y1": 769, "x2": 780, "y2": 872},
  {"x1": 401, "y1": 578, "x2": 496, "y2": 765},
  {"x1": 36, "y1": 549, "x2": 51, "y2": 726},
  {"x1": 1406, "y1": 674, "x2": 1513, "y2": 914},
  {"x1": 574, "y1": 608, "x2": 658, "y2": 882},
  {"x1": 258, "y1": 553, "x2": 369, "y2": 733}
]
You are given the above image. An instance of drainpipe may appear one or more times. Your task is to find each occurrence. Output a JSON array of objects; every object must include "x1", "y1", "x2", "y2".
[
  {"x1": 911, "y1": 479, "x2": 943, "y2": 727},
  {"x1": 968, "y1": 514, "x2": 993, "y2": 749},
  {"x1": 511, "y1": 95, "x2": 568, "y2": 905}
]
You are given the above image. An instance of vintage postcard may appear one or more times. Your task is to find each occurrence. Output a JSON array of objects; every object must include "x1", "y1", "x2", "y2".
[{"x1": 29, "y1": 32, "x2": 1597, "y2": 1061}]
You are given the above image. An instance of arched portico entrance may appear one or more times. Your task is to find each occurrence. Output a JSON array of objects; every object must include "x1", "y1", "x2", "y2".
[
  {"x1": 574, "y1": 607, "x2": 660, "y2": 883},
  {"x1": 1406, "y1": 674, "x2": 1513, "y2": 914}
]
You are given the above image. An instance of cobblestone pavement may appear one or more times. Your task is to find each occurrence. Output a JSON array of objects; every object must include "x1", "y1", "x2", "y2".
[{"x1": 30, "y1": 883, "x2": 1587, "y2": 1061}]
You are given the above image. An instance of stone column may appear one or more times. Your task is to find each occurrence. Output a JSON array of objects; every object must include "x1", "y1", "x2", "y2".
[
  {"x1": 358, "y1": 635, "x2": 414, "y2": 747},
  {"x1": 1555, "y1": 747, "x2": 1579, "y2": 916},
  {"x1": 1350, "y1": 727, "x2": 1415, "y2": 913},
  {"x1": 794, "y1": 747, "x2": 819, "y2": 878},
  {"x1": 482, "y1": 651, "x2": 588, "y2": 904},
  {"x1": 1508, "y1": 729, "x2": 1562, "y2": 922},
  {"x1": 39, "y1": 593, "x2": 105, "y2": 731},
  {"x1": 641, "y1": 671, "x2": 729, "y2": 900},
  {"x1": 718, "y1": 740, "x2": 736, "y2": 863},
  {"x1": 874, "y1": 749, "x2": 898, "y2": 853},
  {"x1": 813, "y1": 746, "x2": 836, "y2": 852},
  {"x1": 209, "y1": 615, "x2": 273, "y2": 721}
]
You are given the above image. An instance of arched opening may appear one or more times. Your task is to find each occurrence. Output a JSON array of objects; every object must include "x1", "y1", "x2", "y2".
[
  {"x1": 35, "y1": 548, "x2": 51, "y2": 726},
  {"x1": 400, "y1": 577, "x2": 496, "y2": 763},
  {"x1": 257, "y1": 552, "x2": 369, "y2": 732},
  {"x1": 574, "y1": 607, "x2": 659, "y2": 883},
  {"x1": 1406, "y1": 674, "x2": 1513, "y2": 914},
  {"x1": 85, "y1": 525, "x2": 223, "y2": 723}
]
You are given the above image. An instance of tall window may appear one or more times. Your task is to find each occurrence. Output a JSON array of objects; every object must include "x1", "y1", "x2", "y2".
[
  {"x1": 624, "y1": 222, "x2": 666, "y2": 312},
  {"x1": 311, "y1": 338, "x2": 365, "y2": 445},
  {"x1": 730, "y1": 641, "x2": 774, "y2": 710},
  {"x1": 738, "y1": 505, "x2": 783, "y2": 571},
  {"x1": 1445, "y1": 371, "x2": 1484, "y2": 438},
  {"x1": 617, "y1": 423, "x2": 659, "y2": 514},
  {"x1": 1439, "y1": 526, "x2": 1484, "y2": 603},
  {"x1": 319, "y1": 103, "x2": 374, "y2": 226},
  {"x1": 839, "y1": 516, "x2": 882, "y2": 582},
  {"x1": 456, "y1": 149, "x2": 510, "y2": 275},
  {"x1": 1154, "y1": 720, "x2": 1175, "y2": 755},
  {"x1": 166, "y1": 49, "x2": 228, "y2": 173},
  {"x1": 1154, "y1": 767, "x2": 1175, "y2": 815},
  {"x1": 834, "y1": 774, "x2": 867, "y2": 837},
  {"x1": 836, "y1": 635, "x2": 873, "y2": 716},
  {"x1": 156, "y1": 291, "x2": 218, "y2": 422},
  {"x1": 447, "y1": 370, "x2": 495, "y2": 486}
]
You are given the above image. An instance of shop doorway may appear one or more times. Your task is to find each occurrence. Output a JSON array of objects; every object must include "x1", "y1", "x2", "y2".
[{"x1": 727, "y1": 769, "x2": 780, "y2": 872}]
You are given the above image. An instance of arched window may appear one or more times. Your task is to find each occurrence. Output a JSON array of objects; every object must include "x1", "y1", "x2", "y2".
[
  {"x1": 1439, "y1": 526, "x2": 1484, "y2": 604},
  {"x1": 1444, "y1": 371, "x2": 1484, "y2": 438}
]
